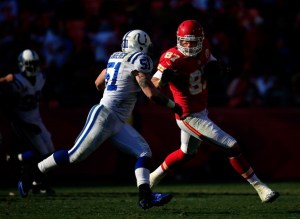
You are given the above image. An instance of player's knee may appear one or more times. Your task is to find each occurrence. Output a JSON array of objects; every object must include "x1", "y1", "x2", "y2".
[
  {"x1": 180, "y1": 143, "x2": 198, "y2": 155},
  {"x1": 225, "y1": 143, "x2": 241, "y2": 157},
  {"x1": 137, "y1": 149, "x2": 152, "y2": 159},
  {"x1": 69, "y1": 153, "x2": 85, "y2": 164}
]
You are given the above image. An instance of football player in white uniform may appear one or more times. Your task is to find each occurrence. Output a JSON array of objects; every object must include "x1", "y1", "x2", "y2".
[
  {"x1": 0, "y1": 49, "x2": 55, "y2": 194},
  {"x1": 18, "y1": 30, "x2": 182, "y2": 209}
]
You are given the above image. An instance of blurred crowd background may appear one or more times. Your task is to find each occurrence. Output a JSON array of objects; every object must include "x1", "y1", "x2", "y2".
[{"x1": 1, "y1": 0, "x2": 300, "y2": 108}]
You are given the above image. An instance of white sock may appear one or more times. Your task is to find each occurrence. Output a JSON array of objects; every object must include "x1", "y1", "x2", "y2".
[
  {"x1": 17, "y1": 154, "x2": 23, "y2": 161},
  {"x1": 135, "y1": 167, "x2": 150, "y2": 187},
  {"x1": 247, "y1": 174, "x2": 261, "y2": 185},
  {"x1": 151, "y1": 165, "x2": 165, "y2": 178},
  {"x1": 38, "y1": 154, "x2": 58, "y2": 173}
]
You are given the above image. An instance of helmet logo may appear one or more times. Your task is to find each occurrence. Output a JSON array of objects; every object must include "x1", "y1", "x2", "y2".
[
  {"x1": 137, "y1": 33, "x2": 147, "y2": 45},
  {"x1": 122, "y1": 31, "x2": 131, "y2": 49},
  {"x1": 122, "y1": 39, "x2": 128, "y2": 48},
  {"x1": 121, "y1": 30, "x2": 151, "y2": 54}
]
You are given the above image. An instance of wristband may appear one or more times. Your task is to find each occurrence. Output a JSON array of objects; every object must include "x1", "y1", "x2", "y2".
[{"x1": 166, "y1": 99, "x2": 175, "y2": 109}]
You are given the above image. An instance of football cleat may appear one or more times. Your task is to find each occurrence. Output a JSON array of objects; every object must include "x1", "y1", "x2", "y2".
[
  {"x1": 18, "y1": 181, "x2": 30, "y2": 198},
  {"x1": 18, "y1": 164, "x2": 43, "y2": 198},
  {"x1": 253, "y1": 182, "x2": 280, "y2": 203},
  {"x1": 18, "y1": 164, "x2": 34, "y2": 198},
  {"x1": 138, "y1": 192, "x2": 173, "y2": 210}
]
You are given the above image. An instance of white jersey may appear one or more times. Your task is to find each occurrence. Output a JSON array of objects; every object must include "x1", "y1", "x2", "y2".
[
  {"x1": 100, "y1": 51, "x2": 153, "y2": 122},
  {"x1": 48, "y1": 51, "x2": 154, "y2": 166},
  {"x1": 1, "y1": 71, "x2": 54, "y2": 156},
  {"x1": 7, "y1": 72, "x2": 45, "y2": 124}
]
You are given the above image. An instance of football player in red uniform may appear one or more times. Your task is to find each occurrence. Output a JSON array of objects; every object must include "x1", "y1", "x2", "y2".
[{"x1": 150, "y1": 20, "x2": 279, "y2": 203}]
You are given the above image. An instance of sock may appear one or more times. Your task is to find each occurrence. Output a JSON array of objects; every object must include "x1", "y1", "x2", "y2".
[
  {"x1": 38, "y1": 150, "x2": 70, "y2": 173},
  {"x1": 151, "y1": 165, "x2": 165, "y2": 178},
  {"x1": 135, "y1": 156, "x2": 151, "y2": 187},
  {"x1": 151, "y1": 149, "x2": 189, "y2": 184},
  {"x1": 229, "y1": 153, "x2": 260, "y2": 184},
  {"x1": 164, "y1": 149, "x2": 189, "y2": 170},
  {"x1": 18, "y1": 150, "x2": 34, "y2": 162}
]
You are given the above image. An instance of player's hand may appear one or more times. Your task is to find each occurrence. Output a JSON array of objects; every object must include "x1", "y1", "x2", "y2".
[
  {"x1": 173, "y1": 103, "x2": 183, "y2": 119},
  {"x1": 161, "y1": 68, "x2": 178, "y2": 84}
]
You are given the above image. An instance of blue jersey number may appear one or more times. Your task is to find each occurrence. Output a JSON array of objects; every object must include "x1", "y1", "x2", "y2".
[
  {"x1": 106, "y1": 62, "x2": 121, "y2": 91},
  {"x1": 140, "y1": 57, "x2": 151, "y2": 71}
]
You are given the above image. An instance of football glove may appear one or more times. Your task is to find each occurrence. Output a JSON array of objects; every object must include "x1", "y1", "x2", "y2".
[{"x1": 173, "y1": 103, "x2": 183, "y2": 119}]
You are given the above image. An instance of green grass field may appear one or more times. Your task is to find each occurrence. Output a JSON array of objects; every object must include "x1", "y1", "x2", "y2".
[{"x1": 1, "y1": 181, "x2": 299, "y2": 219}]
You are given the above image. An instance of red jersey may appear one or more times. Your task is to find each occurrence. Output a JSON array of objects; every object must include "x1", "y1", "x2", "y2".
[{"x1": 157, "y1": 38, "x2": 211, "y2": 119}]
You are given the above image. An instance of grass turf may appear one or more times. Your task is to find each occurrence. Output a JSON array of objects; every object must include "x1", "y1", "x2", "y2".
[{"x1": 0, "y1": 181, "x2": 299, "y2": 219}]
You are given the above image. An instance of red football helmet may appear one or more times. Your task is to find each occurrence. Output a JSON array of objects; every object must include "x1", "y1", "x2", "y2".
[{"x1": 176, "y1": 20, "x2": 204, "y2": 57}]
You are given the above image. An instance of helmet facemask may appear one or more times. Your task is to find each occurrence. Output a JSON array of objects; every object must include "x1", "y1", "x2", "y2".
[{"x1": 177, "y1": 35, "x2": 203, "y2": 57}]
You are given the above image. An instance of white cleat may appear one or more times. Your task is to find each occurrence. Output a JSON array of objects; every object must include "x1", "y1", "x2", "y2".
[
  {"x1": 253, "y1": 182, "x2": 280, "y2": 203},
  {"x1": 149, "y1": 172, "x2": 166, "y2": 189}
]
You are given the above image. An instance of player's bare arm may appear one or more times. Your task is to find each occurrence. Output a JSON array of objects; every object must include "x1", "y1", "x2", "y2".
[
  {"x1": 152, "y1": 68, "x2": 179, "y2": 88},
  {"x1": 0, "y1": 73, "x2": 14, "y2": 84},
  {"x1": 133, "y1": 70, "x2": 163, "y2": 100},
  {"x1": 95, "y1": 69, "x2": 106, "y2": 91},
  {"x1": 151, "y1": 75, "x2": 161, "y2": 88},
  {"x1": 133, "y1": 70, "x2": 182, "y2": 117}
]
